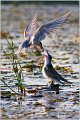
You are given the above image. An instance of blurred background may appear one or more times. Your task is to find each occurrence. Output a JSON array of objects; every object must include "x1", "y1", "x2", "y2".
[{"x1": 1, "y1": 1, "x2": 79, "y2": 34}]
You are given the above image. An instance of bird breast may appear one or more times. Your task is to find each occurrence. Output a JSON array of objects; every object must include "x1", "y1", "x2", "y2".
[
  {"x1": 42, "y1": 66, "x2": 48, "y2": 78},
  {"x1": 30, "y1": 36, "x2": 35, "y2": 45}
]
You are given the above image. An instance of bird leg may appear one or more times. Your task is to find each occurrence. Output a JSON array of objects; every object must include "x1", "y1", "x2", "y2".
[{"x1": 48, "y1": 80, "x2": 59, "y2": 94}]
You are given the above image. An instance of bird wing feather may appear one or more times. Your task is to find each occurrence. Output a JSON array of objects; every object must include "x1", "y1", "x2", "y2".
[
  {"x1": 34, "y1": 11, "x2": 71, "y2": 43},
  {"x1": 15, "y1": 39, "x2": 31, "y2": 54},
  {"x1": 44, "y1": 64, "x2": 69, "y2": 83},
  {"x1": 24, "y1": 12, "x2": 37, "y2": 39},
  {"x1": 15, "y1": 13, "x2": 37, "y2": 54}
]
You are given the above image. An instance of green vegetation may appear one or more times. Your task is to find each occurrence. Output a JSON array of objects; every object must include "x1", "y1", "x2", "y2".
[{"x1": 1, "y1": 28, "x2": 25, "y2": 96}]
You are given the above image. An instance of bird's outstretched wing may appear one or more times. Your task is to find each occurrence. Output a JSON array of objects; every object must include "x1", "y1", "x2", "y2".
[
  {"x1": 44, "y1": 63, "x2": 69, "y2": 84},
  {"x1": 15, "y1": 13, "x2": 37, "y2": 54},
  {"x1": 24, "y1": 12, "x2": 37, "y2": 39},
  {"x1": 34, "y1": 11, "x2": 71, "y2": 43}
]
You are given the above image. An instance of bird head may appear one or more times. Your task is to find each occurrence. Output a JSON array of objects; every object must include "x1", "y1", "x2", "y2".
[{"x1": 42, "y1": 50, "x2": 52, "y2": 61}]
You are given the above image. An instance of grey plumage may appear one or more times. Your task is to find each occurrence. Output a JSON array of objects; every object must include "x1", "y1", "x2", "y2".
[
  {"x1": 44, "y1": 64, "x2": 68, "y2": 85},
  {"x1": 15, "y1": 11, "x2": 71, "y2": 54},
  {"x1": 42, "y1": 50, "x2": 71, "y2": 85},
  {"x1": 33, "y1": 11, "x2": 71, "y2": 44},
  {"x1": 15, "y1": 13, "x2": 37, "y2": 54}
]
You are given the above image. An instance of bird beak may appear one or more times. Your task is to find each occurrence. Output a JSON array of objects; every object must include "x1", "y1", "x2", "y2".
[
  {"x1": 43, "y1": 53, "x2": 48, "y2": 58},
  {"x1": 41, "y1": 51, "x2": 46, "y2": 56},
  {"x1": 41, "y1": 52, "x2": 47, "y2": 57}
]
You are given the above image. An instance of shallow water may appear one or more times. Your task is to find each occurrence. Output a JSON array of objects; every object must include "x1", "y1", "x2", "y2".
[{"x1": 1, "y1": 3, "x2": 79, "y2": 120}]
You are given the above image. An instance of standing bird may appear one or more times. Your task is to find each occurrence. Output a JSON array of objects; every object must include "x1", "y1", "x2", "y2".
[
  {"x1": 42, "y1": 50, "x2": 71, "y2": 85},
  {"x1": 15, "y1": 11, "x2": 71, "y2": 54}
]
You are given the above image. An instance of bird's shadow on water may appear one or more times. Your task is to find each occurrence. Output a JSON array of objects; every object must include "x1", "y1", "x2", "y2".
[
  {"x1": 49, "y1": 84, "x2": 60, "y2": 94},
  {"x1": 40, "y1": 83, "x2": 62, "y2": 95}
]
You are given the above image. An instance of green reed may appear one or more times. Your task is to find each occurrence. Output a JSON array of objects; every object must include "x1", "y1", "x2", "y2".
[{"x1": 1, "y1": 28, "x2": 25, "y2": 95}]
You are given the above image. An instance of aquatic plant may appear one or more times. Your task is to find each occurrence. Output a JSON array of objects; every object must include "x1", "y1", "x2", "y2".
[{"x1": 1, "y1": 28, "x2": 25, "y2": 96}]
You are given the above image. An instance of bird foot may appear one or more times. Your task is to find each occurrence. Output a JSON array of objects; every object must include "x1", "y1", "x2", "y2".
[{"x1": 48, "y1": 81, "x2": 59, "y2": 94}]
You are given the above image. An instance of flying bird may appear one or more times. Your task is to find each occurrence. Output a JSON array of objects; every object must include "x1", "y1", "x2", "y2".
[
  {"x1": 42, "y1": 50, "x2": 71, "y2": 85},
  {"x1": 15, "y1": 12, "x2": 37, "y2": 54},
  {"x1": 15, "y1": 11, "x2": 71, "y2": 54}
]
